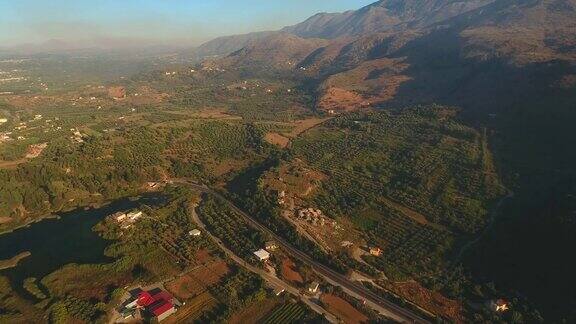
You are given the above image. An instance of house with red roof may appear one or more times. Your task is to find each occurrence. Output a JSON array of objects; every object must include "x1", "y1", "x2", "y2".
[{"x1": 119, "y1": 287, "x2": 178, "y2": 322}]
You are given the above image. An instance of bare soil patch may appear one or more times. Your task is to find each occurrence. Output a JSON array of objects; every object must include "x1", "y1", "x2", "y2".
[
  {"x1": 317, "y1": 87, "x2": 370, "y2": 112},
  {"x1": 264, "y1": 132, "x2": 290, "y2": 148},
  {"x1": 280, "y1": 258, "x2": 304, "y2": 284},
  {"x1": 194, "y1": 248, "x2": 212, "y2": 264},
  {"x1": 0, "y1": 158, "x2": 27, "y2": 169},
  {"x1": 286, "y1": 117, "x2": 331, "y2": 137},
  {"x1": 386, "y1": 281, "x2": 463, "y2": 323},
  {"x1": 166, "y1": 260, "x2": 229, "y2": 300},
  {"x1": 320, "y1": 294, "x2": 369, "y2": 324}
]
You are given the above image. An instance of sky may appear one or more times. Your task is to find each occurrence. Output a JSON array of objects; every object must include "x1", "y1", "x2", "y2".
[{"x1": 0, "y1": 0, "x2": 375, "y2": 47}]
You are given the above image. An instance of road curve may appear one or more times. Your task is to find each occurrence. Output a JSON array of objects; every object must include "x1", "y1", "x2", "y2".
[{"x1": 172, "y1": 179, "x2": 431, "y2": 324}]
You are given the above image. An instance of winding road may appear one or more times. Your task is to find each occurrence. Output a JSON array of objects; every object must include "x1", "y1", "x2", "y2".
[{"x1": 171, "y1": 179, "x2": 431, "y2": 323}]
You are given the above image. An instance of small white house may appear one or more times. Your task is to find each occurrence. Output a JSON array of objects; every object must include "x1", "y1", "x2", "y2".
[
  {"x1": 189, "y1": 229, "x2": 201, "y2": 237},
  {"x1": 113, "y1": 212, "x2": 127, "y2": 222},
  {"x1": 308, "y1": 281, "x2": 320, "y2": 293},
  {"x1": 488, "y1": 299, "x2": 509, "y2": 312},
  {"x1": 254, "y1": 249, "x2": 270, "y2": 261},
  {"x1": 127, "y1": 210, "x2": 143, "y2": 221}
]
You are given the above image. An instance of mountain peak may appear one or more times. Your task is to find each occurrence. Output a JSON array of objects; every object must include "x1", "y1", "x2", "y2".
[{"x1": 283, "y1": 0, "x2": 495, "y2": 39}]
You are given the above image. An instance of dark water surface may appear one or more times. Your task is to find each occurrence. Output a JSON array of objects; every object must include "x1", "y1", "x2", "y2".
[{"x1": 0, "y1": 193, "x2": 166, "y2": 296}]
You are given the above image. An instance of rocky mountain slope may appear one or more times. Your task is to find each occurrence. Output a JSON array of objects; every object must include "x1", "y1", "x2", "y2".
[
  {"x1": 194, "y1": 0, "x2": 575, "y2": 112},
  {"x1": 282, "y1": 0, "x2": 495, "y2": 38},
  {"x1": 190, "y1": 1, "x2": 576, "y2": 320}
]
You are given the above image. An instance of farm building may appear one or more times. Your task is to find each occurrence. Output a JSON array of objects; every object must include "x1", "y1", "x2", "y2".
[
  {"x1": 369, "y1": 247, "x2": 382, "y2": 256},
  {"x1": 189, "y1": 229, "x2": 201, "y2": 236},
  {"x1": 119, "y1": 287, "x2": 178, "y2": 322},
  {"x1": 254, "y1": 249, "x2": 270, "y2": 261},
  {"x1": 127, "y1": 210, "x2": 143, "y2": 221},
  {"x1": 112, "y1": 212, "x2": 127, "y2": 222},
  {"x1": 488, "y1": 299, "x2": 509, "y2": 312}
]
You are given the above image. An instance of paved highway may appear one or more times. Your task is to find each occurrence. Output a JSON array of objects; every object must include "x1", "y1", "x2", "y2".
[{"x1": 171, "y1": 179, "x2": 431, "y2": 324}]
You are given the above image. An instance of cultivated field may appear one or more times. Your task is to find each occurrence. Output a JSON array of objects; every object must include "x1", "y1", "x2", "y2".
[
  {"x1": 163, "y1": 291, "x2": 217, "y2": 324},
  {"x1": 261, "y1": 302, "x2": 307, "y2": 324},
  {"x1": 166, "y1": 260, "x2": 230, "y2": 300},
  {"x1": 228, "y1": 297, "x2": 282, "y2": 324}
]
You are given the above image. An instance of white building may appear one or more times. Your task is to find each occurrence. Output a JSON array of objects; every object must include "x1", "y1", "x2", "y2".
[
  {"x1": 308, "y1": 281, "x2": 320, "y2": 293},
  {"x1": 127, "y1": 210, "x2": 143, "y2": 221},
  {"x1": 189, "y1": 229, "x2": 201, "y2": 237},
  {"x1": 253, "y1": 249, "x2": 270, "y2": 261}
]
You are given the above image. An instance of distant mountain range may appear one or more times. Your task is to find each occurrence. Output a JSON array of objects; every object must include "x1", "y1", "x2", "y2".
[
  {"x1": 282, "y1": 0, "x2": 496, "y2": 38},
  {"x1": 192, "y1": 0, "x2": 575, "y2": 113}
]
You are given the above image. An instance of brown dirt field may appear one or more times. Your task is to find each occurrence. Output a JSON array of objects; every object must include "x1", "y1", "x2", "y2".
[
  {"x1": 195, "y1": 248, "x2": 212, "y2": 264},
  {"x1": 228, "y1": 298, "x2": 281, "y2": 324},
  {"x1": 320, "y1": 294, "x2": 369, "y2": 324},
  {"x1": 166, "y1": 260, "x2": 230, "y2": 300},
  {"x1": 317, "y1": 87, "x2": 370, "y2": 112},
  {"x1": 280, "y1": 258, "x2": 304, "y2": 284},
  {"x1": 166, "y1": 274, "x2": 205, "y2": 300},
  {"x1": 0, "y1": 158, "x2": 27, "y2": 169},
  {"x1": 387, "y1": 281, "x2": 463, "y2": 323},
  {"x1": 264, "y1": 132, "x2": 290, "y2": 148},
  {"x1": 286, "y1": 117, "x2": 332, "y2": 138}
]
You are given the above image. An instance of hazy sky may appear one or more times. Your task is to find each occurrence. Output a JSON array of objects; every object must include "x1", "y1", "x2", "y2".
[{"x1": 0, "y1": 0, "x2": 375, "y2": 47}]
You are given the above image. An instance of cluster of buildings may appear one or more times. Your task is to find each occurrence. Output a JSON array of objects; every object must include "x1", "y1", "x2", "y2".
[
  {"x1": 297, "y1": 208, "x2": 338, "y2": 228},
  {"x1": 110, "y1": 210, "x2": 144, "y2": 229},
  {"x1": 118, "y1": 287, "x2": 179, "y2": 322},
  {"x1": 70, "y1": 128, "x2": 84, "y2": 143}
]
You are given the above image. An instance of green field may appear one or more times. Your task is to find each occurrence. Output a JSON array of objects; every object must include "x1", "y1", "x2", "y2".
[{"x1": 261, "y1": 302, "x2": 307, "y2": 324}]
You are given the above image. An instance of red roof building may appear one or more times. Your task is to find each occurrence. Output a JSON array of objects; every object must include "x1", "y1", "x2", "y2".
[
  {"x1": 151, "y1": 300, "x2": 174, "y2": 316},
  {"x1": 137, "y1": 291, "x2": 153, "y2": 307},
  {"x1": 134, "y1": 288, "x2": 176, "y2": 321}
]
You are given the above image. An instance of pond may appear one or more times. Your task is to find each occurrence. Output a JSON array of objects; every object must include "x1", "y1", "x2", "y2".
[{"x1": 0, "y1": 192, "x2": 166, "y2": 298}]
